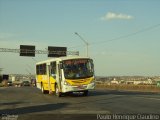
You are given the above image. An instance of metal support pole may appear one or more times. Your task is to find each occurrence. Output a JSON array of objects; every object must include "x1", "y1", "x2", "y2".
[{"x1": 75, "y1": 32, "x2": 89, "y2": 57}]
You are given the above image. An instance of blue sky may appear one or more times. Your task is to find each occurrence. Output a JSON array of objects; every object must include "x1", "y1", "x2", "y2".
[{"x1": 0, "y1": 0, "x2": 160, "y2": 76}]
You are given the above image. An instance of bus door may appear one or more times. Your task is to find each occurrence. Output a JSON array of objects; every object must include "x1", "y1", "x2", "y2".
[
  {"x1": 57, "y1": 62, "x2": 62, "y2": 92},
  {"x1": 50, "y1": 62, "x2": 57, "y2": 92},
  {"x1": 46, "y1": 62, "x2": 52, "y2": 93}
]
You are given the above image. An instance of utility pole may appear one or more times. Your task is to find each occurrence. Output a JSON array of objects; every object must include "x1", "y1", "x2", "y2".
[
  {"x1": 75, "y1": 32, "x2": 89, "y2": 57},
  {"x1": 0, "y1": 68, "x2": 3, "y2": 75}
]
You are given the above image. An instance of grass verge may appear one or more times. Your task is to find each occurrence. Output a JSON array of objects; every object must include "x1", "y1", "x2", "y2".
[{"x1": 96, "y1": 84, "x2": 160, "y2": 93}]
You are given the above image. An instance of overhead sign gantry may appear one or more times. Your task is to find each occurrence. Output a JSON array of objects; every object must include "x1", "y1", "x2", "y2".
[
  {"x1": 48, "y1": 46, "x2": 67, "y2": 57},
  {"x1": 20, "y1": 45, "x2": 35, "y2": 57},
  {"x1": 0, "y1": 45, "x2": 79, "y2": 57}
]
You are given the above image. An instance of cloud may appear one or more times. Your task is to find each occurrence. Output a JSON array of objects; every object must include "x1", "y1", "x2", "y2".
[{"x1": 101, "y1": 12, "x2": 134, "y2": 21}]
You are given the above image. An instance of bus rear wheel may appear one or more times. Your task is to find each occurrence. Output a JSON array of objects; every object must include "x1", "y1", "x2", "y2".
[{"x1": 55, "y1": 84, "x2": 61, "y2": 97}]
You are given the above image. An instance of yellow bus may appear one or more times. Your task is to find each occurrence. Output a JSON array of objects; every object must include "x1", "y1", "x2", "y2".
[{"x1": 36, "y1": 56, "x2": 95, "y2": 97}]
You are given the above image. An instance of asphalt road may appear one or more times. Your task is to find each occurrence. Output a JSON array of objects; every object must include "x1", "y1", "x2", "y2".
[{"x1": 0, "y1": 86, "x2": 160, "y2": 120}]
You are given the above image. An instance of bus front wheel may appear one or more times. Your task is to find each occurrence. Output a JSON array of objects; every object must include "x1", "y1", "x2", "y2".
[{"x1": 83, "y1": 90, "x2": 88, "y2": 96}]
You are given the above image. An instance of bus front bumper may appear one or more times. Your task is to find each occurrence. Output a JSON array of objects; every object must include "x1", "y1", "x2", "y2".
[{"x1": 62, "y1": 83, "x2": 95, "y2": 93}]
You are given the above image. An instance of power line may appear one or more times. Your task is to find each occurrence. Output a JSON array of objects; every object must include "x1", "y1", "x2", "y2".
[
  {"x1": 91, "y1": 23, "x2": 160, "y2": 45},
  {"x1": 71, "y1": 23, "x2": 160, "y2": 49}
]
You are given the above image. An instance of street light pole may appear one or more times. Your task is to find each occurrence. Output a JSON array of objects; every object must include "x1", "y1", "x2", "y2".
[{"x1": 75, "y1": 32, "x2": 89, "y2": 57}]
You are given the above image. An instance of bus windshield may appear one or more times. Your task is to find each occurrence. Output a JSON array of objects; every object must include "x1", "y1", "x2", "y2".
[{"x1": 63, "y1": 59, "x2": 94, "y2": 79}]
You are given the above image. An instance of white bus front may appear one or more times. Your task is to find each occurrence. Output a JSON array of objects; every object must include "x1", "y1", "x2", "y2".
[{"x1": 61, "y1": 58, "x2": 95, "y2": 96}]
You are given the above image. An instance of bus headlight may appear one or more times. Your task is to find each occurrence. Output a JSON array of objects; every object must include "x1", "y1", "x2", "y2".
[
  {"x1": 90, "y1": 79, "x2": 95, "y2": 84},
  {"x1": 64, "y1": 81, "x2": 71, "y2": 86}
]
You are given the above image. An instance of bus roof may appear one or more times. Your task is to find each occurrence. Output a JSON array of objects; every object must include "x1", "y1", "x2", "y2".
[{"x1": 36, "y1": 56, "x2": 91, "y2": 65}]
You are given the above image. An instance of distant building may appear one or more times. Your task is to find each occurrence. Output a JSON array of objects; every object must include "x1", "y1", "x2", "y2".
[
  {"x1": 133, "y1": 81, "x2": 142, "y2": 85},
  {"x1": 110, "y1": 78, "x2": 119, "y2": 84},
  {"x1": 126, "y1": 81, "x2": 134, "y2": 84},
  {"x1": 11, "y1": 76, "x2": 16, "y2": 82},
  {"x1": 133, "y1": 80, "x2": 152, "y2": 85}
]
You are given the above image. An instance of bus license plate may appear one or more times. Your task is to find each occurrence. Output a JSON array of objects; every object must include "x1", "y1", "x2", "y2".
[{"x1": 77, "y1": 85, "x2": 85, "y2": 89}]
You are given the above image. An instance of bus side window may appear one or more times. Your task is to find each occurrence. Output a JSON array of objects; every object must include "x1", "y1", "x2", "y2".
[
  {"x1": 36, "y1": 65, "x2": 40, "y2": 75},
  {"x1": 51, "y1": 62, "x2": 56, "y2": 78},
  {"x1": 37, "y1": 64, "x2": 46, "y2": 75}
]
